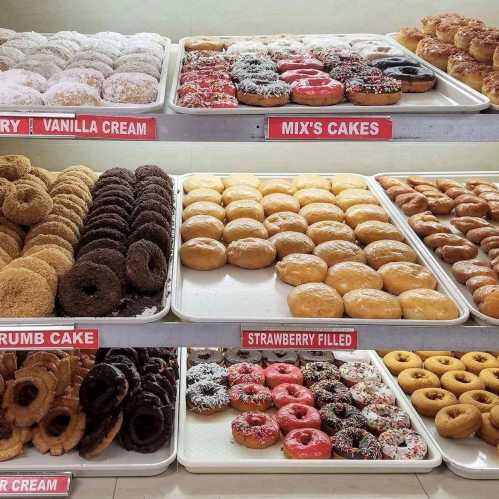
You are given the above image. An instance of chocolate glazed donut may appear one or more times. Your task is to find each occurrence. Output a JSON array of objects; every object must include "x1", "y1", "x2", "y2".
[
  {"x1": 188, "y1": 349, "x2": 225, "y2": 367},
  {"x1": 224, "y1": 348, "x2": 262, "y2": 365},
  {"x1": 262, "y1": 350, "x2": 299, "y2": 366},
  {"x1": 384, "y1": 65, "x2": 436, "y2": 92},
  {"x1": 299, "y1": 350, "x2": 335, "y2": 365}
]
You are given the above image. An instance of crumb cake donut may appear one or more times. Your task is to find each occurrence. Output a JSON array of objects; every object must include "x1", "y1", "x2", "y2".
[{"x1": 103, "y1": 72, "x2": 158, "y2": 104}]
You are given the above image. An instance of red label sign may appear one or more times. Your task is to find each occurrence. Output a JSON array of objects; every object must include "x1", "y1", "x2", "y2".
[
  {"x1": 0, "y1": 474, "x2": 71, "y2": 496},
  {"x1": 0, "y1": 328, "x2": 98, "y2": 350},
  {"x1": 0, "y1": 117, "x2": 30, "y2": 136},
  {"x1": 267, "y1": 116, "x2": 392, "y2": 140},
  {"x1": 241, "y1": 328, "x2": 357, "y2": 350}
]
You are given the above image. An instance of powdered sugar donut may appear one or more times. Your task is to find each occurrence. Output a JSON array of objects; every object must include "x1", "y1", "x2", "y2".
[
  {"x1": 49, "y1": 68, "x2": 104, "y2": 91},
  {"x1": 0, "y1": 84, "x2": 43, "y2": 105},
  {"x1": 44, "y1": 81, "x2": 102, "y2": 106},
  {"x1": 67, "y1": 59, "x2": 113, "y2": 78},
  {"x1": 362, "y1": 403, "x2": 411, "y2": 434},
  {"x1": 80, "y1": 38, "x2": 122, "y2": 59},
  {"x1": 115, "y1": 61, "x2": 160, "y2": 80},
  {"x1": 339, "y1": 361, "x2": 381, "y2": 387},
  {"x1": 11, "y1": 32, "x2": 48, "y2": 45},
  {"x1": 4, "y1": 38, "x2": 40, "y2": 54},
  {"x1": 132, "y1": 33, "x2": 169, "y2": 47},
  {"x1": 103, "y1": 72, "x2": 158, "y2": 104},
  {"x1": 378, "y1": 428, "x2": 427, "y2": 460},
  {"x1": 32, "y1": 43, "x2": 74, "y2": 62},
  {"x1": 358, "y1": 44, "x2": 403, "y2": 61},
  {"x1": 0, "y1": 28, "x2": 16, "y2": 44},
  {"x1": 94, "y1": 32, "x2": 128, "y2": 50},
  {"x1": 0, "y1": 56, "x2": 15, "y2": 71},
  {"x1": 15, "y1": 59, "x2": 62, "y2": 79},
  {"x1": 0, "y1": 45, "x2": 25, "y2": 63},
  {"x1": 50, "y1": 31, "x2": 89, "y2": 47},
  {"x1": 0, "y1": 69, "x2": 48, "y2": 92},
  {"x1": 73, "y1": 50, "x2": 114, "y2": 67},
  {"x1": 303, "y1": 36, "x2": 351, "y2": 52},
  {"x1": 115, "y1": 52, "x2": 162, "y2": 71},
  {"x1": 23, "y1": 53, "x2": 67, "y2": 69},
  {"x1": 123, "y1": 40, "x2": 163, "y2": 60},
  {"x1": 226, "y1": 41, "x2": 268, "y2": 55},
  {"x1": 350, "y1": 380, "x2": 396, "y2": 408}
]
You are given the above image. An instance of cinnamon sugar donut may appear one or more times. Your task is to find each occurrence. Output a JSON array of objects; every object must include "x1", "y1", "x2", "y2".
[
  {"x1": 6, "y1": 256, "x2": 57, "y2": 295},
  {"x1": 25, "y1": 246, "x2": 73, "y2": 277}
]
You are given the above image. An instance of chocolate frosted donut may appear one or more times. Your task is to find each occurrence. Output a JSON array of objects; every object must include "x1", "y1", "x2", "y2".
[
  {"x1": 93, "y1": 176, "x2": 133, "y2": 193},
  {"x1": 77, "y1": 238, "x2": 127, "y2": 257},
  {"x1": 78, "y1": 228, "x2": 126, "y2": 250},
  {"x1": 91, "y1": 195, "x2": 134, "y2": 213},
  {"x1": 79, "y1": 409, "x2": 123, "y2": 459},
  {"x1": 80, "y1": 363, "x2": 129, "y2": 415},
  {"x1": 111, "y1": 359, "x2": 141, "y2": 397},
  {"x1": 319, "y1": 402, "x2": 368, "y2": 435},
  {"x1": 262, "y1": 350, "x2": 299, "y2": 366},
  {"x1": 82, "y1": 216, "x2": 129, "y2": 235},
  {"x1": 332, "y1": 427, "x2": 382, "y2": 459},
  {"x1": 302, "y1": 361, "x2": 340, "y2": 387},
  {"x1": 135, "y1": 165, "x2": 171, "y2": 185},
  {"x1": 369, "y1": 56, "x2": 420, "y2": 70},
  {"x1": 224, "y1": 348, "x2": 262, "y2": 366},
  {"x1": 79, "y1": 248, "x2": 126, "y2": 290},
  {"x1": 132, "y1": 199, "x2": 171, "y2": 220},
  {"x1": 105, "y1": 348, "x2": 140, "y2": 365},
  {"x1": 136, "y1": 183, "x2": 171, "y2": 199},
  {"x1": 94, "y1": 188, "x2": 135, "y2": 206},
  {"x1": 86, "y1": 204, "x2": 130, "y2": 222},
  {"x1": 142, "y1": 372, "x2": 175, "y2": 404},
  {"x1": 131, "y1": 211, "x2": 167, "y2": 232},
  {"x1": 129, "y1": 223, "x2": 171, "y2": 255},
  {"x1": 310, "y1": 380, "x2": 352, "y2": 407},
  {"x1": 136, "y1": 177, "x2": 172, "y2": 195},
  {"x1": 137, "y1": 192, "x2": 167, "y2": 206},
  {"x1": 126, "y1": 239, "x2": 167, "y2": 293},
  {"x1": 100, "y1": 167, "x2": 135, "y2": 184},
  {"x1": 383, "y1": 65, "x2": 436, "y2": 92},
  {"x1": 188, "y1": 349, "x2": 224, "y2": 367},
  {"x1": 299, "y1": 351, "x2": 335, "y2": 365}
]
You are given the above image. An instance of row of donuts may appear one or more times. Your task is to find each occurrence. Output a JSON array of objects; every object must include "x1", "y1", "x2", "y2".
[
  {"x1": 0, "y1": 348, "x2": 177, "y2": 461},
  {"x1": 395, "y1": 12, "x2": 499, "y2": 104},
  {"x1": 179, "y1": 173, "x2": 459, "y2": 320},
  {"x1": 381, "y1": 350, "x2": 499, "y2": 454},
  {"x1": 0, "y1": 29, "x2": 166, "y2": 106},
  {"x1": 185, "y1": 349, "x2": 428, "y2": 460}
]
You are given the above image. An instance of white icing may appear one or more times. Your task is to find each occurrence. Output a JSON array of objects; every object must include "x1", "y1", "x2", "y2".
[
  {"x1": 0, "y1": 45, "x2": 24, "y2": 63},
  {"x1": 123, "y1": 40, "x2": 164, "y2": 60}
]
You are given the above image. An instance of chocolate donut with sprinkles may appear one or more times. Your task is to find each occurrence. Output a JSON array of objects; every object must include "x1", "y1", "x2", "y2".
[
  {"x1": 236, "y1": 78, "x2": 290, "y2": 107},
  {"x1": 345, "y1": 75, "x2": 402, "y2": 106}
]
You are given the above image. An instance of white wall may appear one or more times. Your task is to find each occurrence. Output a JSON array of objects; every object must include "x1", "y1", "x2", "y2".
[{"x1": 2, "y1": 0, "x2": 499, "y2": 41}]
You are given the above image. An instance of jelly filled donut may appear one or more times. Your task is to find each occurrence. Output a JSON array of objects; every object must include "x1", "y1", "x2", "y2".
[
  {"x1": 188, "y1": 349, "x2": 224, "y2": 367},
  {"x1": 224, "y1": 348, "x2": 262, "y2": 366},
  {"x1": 264, "y1": 363, "x2": 303, "y2": 388},
  {"x1": 232, "y1": 412, "x2": 280, "y2": 449},
  {"x1": 301, "y1": 361, "x2": 340, "y2": 387},
  {"x1": 383, "y1": 65, "x2": 436, "y2": 93},
  {"x1": 277, "y1": 403, "x2": 321, "y2": 434},
  {"x1": 291, "y1": 77, "x2": 344, "y2": 106},
  {"x1": 311, "y1": 380, "x2": 352, "y2": 407},
  {"x1": 283, "y1": 428, "x2": 331, "y2": 459},
  {"x1": 378, "y1": 428, "x2": 427, "y2": 460},
  {"x1": 186, "y1": 380, "x2": 229, "y2": 415},
  {"x1": 262, "y1": 350, "x2": 298, "y2": 366},
  {"x1": 332, "y1": 427, "x2": 382, "y2": 459},
  {"x1": 227, "y1": 362, "x2": 265, "y2": 386},
  {"x1": 272, "y1": 383, "x2": 314, "y2": 408},
  {"x1": 319, "y1": 402, "x2": 367, "y2": 435},
  {"x1": 229, "y1": 383, "x2": 273, "y2": 411}
]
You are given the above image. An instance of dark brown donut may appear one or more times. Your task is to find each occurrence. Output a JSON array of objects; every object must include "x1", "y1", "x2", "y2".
[
  {"x1": 77, "y1": 238, "x2": 127, "y2": 257},
  {"x1": 91, "y1": 195, "x2": 134, "y2": 214},
  {"x1": 58, "y1": 261, "x2": 123, "y2": 316},
  {"x1": 115, "y1": 291, "x2": 163, "y2": 317},
  {"x1": 136, "y1": 192, "x2": 168, "y2": 206},
  {"x1": 78, "y1": 228, "x2": 126, "y2": 251},
  {"x1": 81, "y1": 216, "x2": 129, "y2": 235},
  {"x1": 93, "y1": 188, "x2": 134, "y2": 206},
  {"x1": 100, "y1": 167, "x2": 136, "y2": 184},
  {"x1": 78, "y1": 409, "x2": 123, "y2": 459},
  {"x1": 126, "y1": 239, "x2": 167, "y2": 293},
  {"x1": 93, "y1": 176, "x2": 133, "y2": 192},
  {"x1": 136, "y1": 176, "x2": 171, "y2": 193},
  {"x1": 86, "y1": 204, "x2": 130, "y2": 221},
  {"x1": 78, "y1": 248, "x2": 126, "y2": 290},
  {"x1": 129, "y1": 223, "x2": 171, "y2": 255},
  {"x1": 136, "y1": 184, "x2": 171, "y2": 199},
  {"x1": 131, "y1": 211, "x2": 167, "y2": 232},
  {"x1": 132, "y1": 200, "x2": 171, "y2": 220},
  {"x1": 135, "y1": 165, "x2": 171, "y2": 184}
]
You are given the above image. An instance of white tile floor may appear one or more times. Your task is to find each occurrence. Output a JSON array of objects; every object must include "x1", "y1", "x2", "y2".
[{"x1": 70, "y1": 465, "x2": 498, "y2": 499}]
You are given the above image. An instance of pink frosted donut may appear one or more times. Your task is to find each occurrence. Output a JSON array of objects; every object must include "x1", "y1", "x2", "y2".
[
  {"x1": 277, "y1": 402, "x2": 321, "y2": 434},
  {"x1": 291, "y1": 77, "x2": 344, "y2": 106},
  {"x1": 378, "y1": 428, "x2": 427, "y2": 460},
  {"x1": 362, "y1": 403, "x2": 411, "y2": 435},
  {"x1": 228, "y1": 362, "x2": 265, "y2": 386},
  {"x1": 277, "y1": 57, "x2": 324, "y2": 72},
  {"x1": 350, "y1": 380, "x2": 396, "y2": 408},
  {"x1": 264, "y1": 363, "x2": 303, "y2": 388},
  {"x1": 229, "y1": 383, "x2": 273, "y2": 411},
  {"x1": 272, "y1": 383, "x2": 314, "y2": 408},
  {"x1": 280, "y1": 68, "x2": 329, "y2": 83}
]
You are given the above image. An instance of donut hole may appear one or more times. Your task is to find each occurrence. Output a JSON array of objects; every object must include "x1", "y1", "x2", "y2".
[
  {"x1": 47, "y1": 413, "x2": 71, "y2": 437},
  {"x1": 438, "y1": 358, "x2": 450, "y2": 365},
  {"x1": 412, "y1": 371, "x2": 427, "y2": 380},
  {"x1": 447, "y1": 408, "x2": 463, "y2": 419},
  {"x1": 473, "y1": 354, "x2": 487, "y2": 363},
  {"x1": 277, "y1": 365, "x2": 289, "y2": 374},
  {"x1": 426, "y1": 391, "x2": 444, "y2": 401},
  {"x1": 14, "y1": 382, "x2": 38, "y2": 406},
  {"x1": 287, "y1": 386, "x2": 298, "y2": 396},
  {"x1": 244, "y1": 385, "x2": 257, "y2": 395},
  {"x1": 493, "y1": 371, "x2": 499, "y2": 380},
  {"x1": 82, "y1": 283, "x2": 98, "y2": 296},
  {"x1": 200, "y1": 385, "x2": 216, "y2": 396},
  {"x1": 247, "y1": 414, "x2": 265, "y2": 427},
  {"x1": 455, "y1": 374, "x2": 471, "y2": 383},
  {"x1": 473, "y1": 393, "x2": 491, "y2": 404},
  {"x1": 299, "y1": 431, "x2": 313, "y2": 445},
  {"x1": 396, "y1": 353, "x2": 409, "y2": 362},
  {"x1": 133, "y1": 414, "x2": 156, "y2": 441},
  {"x1": 292, "y1": 406, "x2": 308, "y2": 419},
  {"x1": 239, "y1": 365, "x2": 252, "y2": 374}
]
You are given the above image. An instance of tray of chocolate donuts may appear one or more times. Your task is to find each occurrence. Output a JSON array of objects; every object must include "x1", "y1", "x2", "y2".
[
  {"x1": 0, "y1": 156, "x2": 175, "y2": 323},
  {"x1": 370, "y1": 171, "x2": 499, "y2": 325},
  {"x1": 173, "y1": 172, "x2": 468, "y2": 324},
  {"x1": 0, "y1": 348, "x2": 179, "y2": 476},
  {"x1": 168, "y1": 33, "x2": 488, "y2": 114},
  {"x1": 389, "y1": 11, "x2": 499, "y2": 110},
  {"x1": 177, "y1": 347, "x2": 441, "y2": 473},
  {"x1": 374, "y1": 350, "x2": 499, "y2": 479},
  {"x1": 0, "y1": 29, "x2": 170, "y2": 113}
]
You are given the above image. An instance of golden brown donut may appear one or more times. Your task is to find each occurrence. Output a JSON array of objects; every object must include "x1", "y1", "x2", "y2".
[
  {"x1": 0, "y1": 232, "x2": 21, "y2": 259},
  {"x1": 292, "y1": 175, "x2": 330, "y2": 191},
  {"x1": 181, "y1": 215, "x2": 225, "y2": 241},
  {"x1": 313, "y1": 240, "x2": 366, "y2": 267},
  {"x1": 23, "y1": 234, "x2": 74, "y2": 256},
  {"x1": 424, "y1": 233, "x2": 478, "y2": 264},
  {"x1": 459, "y1": 390, "x2": 499, "y2": 413},
  {"x1": 383, "y1": 351, "x2": 422, "y2": 376},
  {"x1": 258, "y1": 178, "x2": 295, "y2": 196},
  {"x1": 424, "y1": 356, "x2": 465, "y2": 377},
  {"x1": 466, "y1": 275, "x2": 498, "y2": 293},
  {"x1": 416, "y1": 351, "x2": 453, "y2": 360},
  {"x1": 399, "y1": 289, "x2": 459, "y2": 321},
  {"x1": 226, "y1": 199, "x2": 265, "y2": 222},
  {"x1": 325, "y1": 261, "x2": 382, "y2": 296},
  {"x1": 435, "y1": 403, "x2": 482, "y2": 439},
  {"x1": 479, "y1": 368, "x2": 499, "y2": 394},
  {"x1": 227, "y1": 237, "x2": 276, "y2": 269},
  {"x1": 3, "y1": 186, "x2": 53, "y2": 226},
  {"x1": 441, "y1": 370, "x2": 485, "y2": 397},
  {"x1": 0, "y1": 247, "x2": 12, "y2": 265},
  {"x1": 408, "y1": 212, "x2": 450, "y2": 237},
  {"x1": 294, "y1": 188, "x2": 335, "y2": 207},
  {"x1": 26, "y1": 221, "x2": 78, "y2": 247},
  {"x1": 491, "y1": 405, "x2": 499, "y2": 429},
  {"x1": 299, "y1": 203, "x2": 344, "y2": 225},
  {"x1": 470, "y1": 31, "x2": 499, "y2": 63},
  {"x1": 411, "y1": 388, "x2": 457, "y2": 417},
  {"x1": 378, "y1": 261, "x2": 437, "y2": 295},
  {"x1": 288, "y1": 283, "x2": 344, "y2": 318},
  {"x1": 477, "y1": 413, "x2": 499, "y2": 446},
  {"x1": 264, "y1": 212, "x2": 308, "y2": 236},
  {"x1": 454, "y1": 25, "x2": 488, "y2": 50},
  {"x1": 275, "y1": 254, "x2": 328, "y2": 286},
  {"x1": 184, "y1": 175, "x2": 224, "y2": 193},
  {"x1": 270, "y1": 231, "x2": 315, "y2": 259},
  {"x1": 50, "y1": 181, "x2": 91, "y2": 205},
  {"x1": 50, "y1": 203, "x2": 83, "y2": 228},
  {"x1": 452, "y1": 260, "x2": 497, "y2": 284},
  {"x1": 416, "y1": 36, "x2": 458, "y2": 71},
  {"x1": 395, "y1": 191, "x2": 429, "y2": 216},
  {"x1": 395, "y1": 27, "x2": 426, "y2": 52},
  {"x1": 180, "y1": 237, "x2": 226, "y2": 270},
  {"x1": 261, "y1": 193, "x2": 300, "y2": 216},
  {"x1": 223, "y1": 218, "x2": 268, "y2": 243},
  {"x1": 364, "y1": 240, "x2": 417, "y2": 270},
  {"x1": 461, "y1": 352, "x2": 499, "y2": 374},
  {"x1": 343, "y1": 288, "x2": 402, "y2": 320},
  {"x1": 336, "y1": 189, "x2": 379, "y2": 211},
  {"x1": 407, "y1": 176, "x2": 436, "y2": 188},
  {"x1": 6, "y1": 256, "x2": 58, "y2": 295},
  {"x1": 0, "y1": 155, "x2": 31, "y2": 181},
  {"x1": 182, "y1": 201, "x2": 225, "y2": 222},
  {"x1": 223, "y1": 174, "x2": 260, "y2": 189},
  {"x1": 398, "y1": 368, "x2": 440, "y2": 394},
  {"x1": 183, "y1": 188, "x2": 222, "y2": 207},
  {"x1": 306, "y1": 220, "x2": 355, "y2": 245},
  {"x1": 23, "y1": 246, "x2": 73, "y2": 277},
  {"x1": 354, "y1": 221, "x2": 404, "y2": 245},
  {"x1": 478, "y1": 286, "x2": 499, "y2": 318},
  {"x1": 330, "y1": 174, "x2": 367, "y2": 195},
  {"x1": 344, "y1": 204, "x2": 389, "y2": 228},
  {"x1": 62, "y1": 165, "x2": 97, "y2": 183},
  {"x1": 222, "y1": 185, "x2": 262, "y2": 206}
]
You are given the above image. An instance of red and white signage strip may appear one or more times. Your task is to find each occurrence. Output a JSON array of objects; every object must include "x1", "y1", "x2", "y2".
[
  {"x1": 0, "y1": 473, "x2": 71, "y2": 497},
  {"x1": 0, "y1": 117, "x2": 30, "y2": 136},
  {"x1": 0, "y1": 327, "x2": 98, "y2": 351},
  {"x1": 241, "y1": 326, "x2": 357, "y2": 350},
  {"x1": 266, "y1": 116, "x2": 392, "y2": 140}
]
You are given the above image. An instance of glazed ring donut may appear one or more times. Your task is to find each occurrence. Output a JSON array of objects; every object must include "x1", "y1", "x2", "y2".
[
  {"x1": 479, "y1": 368, "x2": 499, "y2": 394},
  {"x1": 461, "y1": 352, "x2": 499, "y2": 374},
  {"x1": 415, "y1": 351, "x2": 453, "y2": 360},
  {"x1": 411, "y1": 387, "x2": 457, "y2": 417},
  {"x1": 440, "y1": 370, "x2": 485, "y2": 396},
  {"x1": 424, "y1": 356, "x2": 465, "y2": 377},
  {"x1": 477, "y1": 413, "x2": 499, "y2": 446},
  {"x1": 397, "y1": 368, "x2": 440, "y2": 394},
  {"x1": 459, "y1": 390, "x2": 499, "y2": 413},
  {"x1": 383, "y1": 351, "x2": 422, "y2": 376},
  {"x1": 435, "y1": 403, "x2": 482, "y2": 439}
]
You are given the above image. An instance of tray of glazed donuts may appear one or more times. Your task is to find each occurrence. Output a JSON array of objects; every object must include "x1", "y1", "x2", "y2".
[
  {"x1": 177, "y1": 347, "x2": 441, "y2": 473},
  {"x1": 0, "y1": 156, "x2": 175, "y2": 323},
  {"x1": 0, "y1": 348, "x2": 179, "y2": 476},
  {"x1": 374, "y1": 350, "x2": 499, "y2": 479},
  {"x1": 173, "y1": 172, "x2": 468, "y2": 324},
  {"x1": 0, "y1": 29, "x2": 170, "y2": 113},
  {"x1": 390, "y1": 11, "x2": 499, "y2": 110},
  {"x1": 371, "y1": 171, "x2": 499, "y2": 325},
  {"x1": 168, "y1": 33, "x2": 487, "y2": 114}
]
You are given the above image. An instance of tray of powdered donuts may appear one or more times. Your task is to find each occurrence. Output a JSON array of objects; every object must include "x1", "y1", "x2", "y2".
[
  {"x1": 0, "y1": 347, "x2": 179, "y2": 476},
  {"x1": 168, "y1": 33, "x2": 488, "y2": 114},
  {"x1": 177, "y1": 347, "x2": 441, "y2": 473},
  {"x1": 0, "y1": 29, "x2": 170, "y2": 113},
  {"x1": 374, "y1": 350, "x2": 499, "y2": 479},
  {"x1": 370, "y1": 171, "x2": 499, "y2": 326},
  {"x1": 172, "y1": 172, "x2": 468, "y2": 325},
  {"x1": 0, "y1": 155, "x2": 175, "y2": 323}
]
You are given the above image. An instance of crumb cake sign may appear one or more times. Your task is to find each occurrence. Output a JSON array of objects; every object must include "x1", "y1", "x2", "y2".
[
  {"x1": 266, "y1": 116, "x2": 392, "y2": 140},
  {"x1": 241, "y1": 327, "x2": 357, "y2": 350},
  {"x1": 0, "y1": 327, "x2": 98, "y2": 350},
  {"x1": 0, "y1": 474, "x2": 71, "y2": 496}
]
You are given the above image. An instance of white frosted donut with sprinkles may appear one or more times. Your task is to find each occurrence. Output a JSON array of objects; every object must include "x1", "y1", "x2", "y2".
[
  {"x1": 339, "y1": 361, "x2": 381, "y2": 387},
  {"x1": 350, "y1": 380, "x2": 396, "y2": 408},
  {"x1": 378, "y1": 428, "x2": 428, "y2": 460},
  {"x1": 362, "y1": 403, "x2": 411, "y2": 434}
]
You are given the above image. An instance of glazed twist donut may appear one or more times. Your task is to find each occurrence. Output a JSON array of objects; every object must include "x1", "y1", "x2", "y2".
[
  {"x1": 377, "y1": 176, "x2": 405, "y2": 190},
  {"x1": 473, "y1": 285, "x2": 499, "y2": 318},
  {"x1": 465, "y1": 226, "x2": 499, "y2": 244},
  {"x1": 473, "y1": 184, "x2": 498, "y2": 196},
  {"x1": 424, "y1": 233, "x2": 478, "y2": 263},
  {"x1": 408, "y1": 211, "x2": 450, "y2": 237},
  {"x1": 395, "y1": 192, "x2": 428, "y2": 216},
  {"x1": 450, "y1": 216, "x2": 491, "y2": 234},
  {"x1": 452, "y1": 194, "x2": 489, "y2": 218},
  {"x1": 479, "y1": 191, "x2": 499, "y2": 201},
  {"x1": 407, "y1": 176, "x2": 437, "y2": 188},
  {"x1": 481, "y1": 235, "x2": 499, "y2": 253},
  {"x1": 436, "y1": 178, "x2": 461, "y2": 192},
  {"x1": 445, "y1": 187, "x2": 473, "y2": 199},
  {"x1": 414, "y1": 185, "x2": 440, "y2": 194},
  {"x1": 386, "y1": 184, "x2": 414, "y2": 201},
  {"x1": 423, "y1": 191, "x2": 455, "y2": 215}
]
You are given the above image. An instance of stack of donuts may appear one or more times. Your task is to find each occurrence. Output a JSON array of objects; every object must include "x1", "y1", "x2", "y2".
[
  {"x1": 179, "y1": 173, "x2": 459, "y2": 320},
  {"x1": 0, "y1": 29, "x2": 167, "y2": 106},
  {"x1": 383, "y1": 351, "x2": 499, "y2": 453},
  {"x1": 395, "y1": 12, "x2": 499, "y2": 104},
  {"x1": 376, "y1": 175, "x2": 499, "y2": 319},
  {"x1": 177, "y1": 34, "x2": 436, "y2": 108},
  {"x1": 186, "y1": 348, "x2": 428, "y2": 460}
]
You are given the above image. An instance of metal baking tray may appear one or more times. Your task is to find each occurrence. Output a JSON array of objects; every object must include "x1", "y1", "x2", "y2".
[
  {"x1": 369, "y1": 171, "x2": 499, "y2": 326},
  {"x1": 0, "y1": 175, "x2": 177, "y2": 325},
  {"x1": 171, "y1": 172, "x2": 469, "y2": 325},
  {"x1": 0, "y1": 350, "x2": 180, "y2": 477},
  {"x1": 371, "y1": 351, "x2": 499, "y2": 479},
  {"x1": 386, "y1": 33, "x2": 496, "y2": 111},
  {"x1": 0, "y1": 33, "x2": 171, "y2": 114},
  {"x1": 177, "y1": 347, "x2": 441, "y2": 473},
  {"x1": 168, "y1": 33, "x2": 489, "y2": 115}
]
